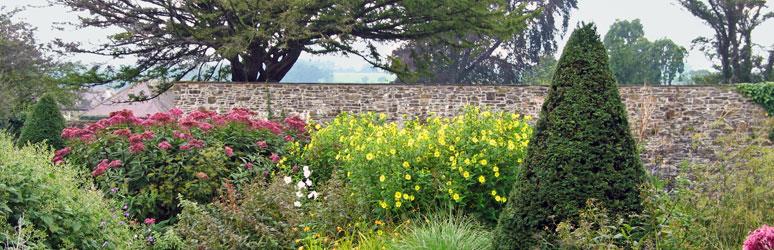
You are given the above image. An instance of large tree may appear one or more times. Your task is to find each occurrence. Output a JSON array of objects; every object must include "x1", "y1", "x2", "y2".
[
  {"x1": 390, "y1": 0, "x2": 577, "y2": 84},
  {"x1": 53, "y1": 0, "x2": 534, "y2": 91},
  {"x1": 603, "y1": 19, "x2": 687, "y2": 85},
  {"x1": 679, "y1": 0, "x2": 773, "y2": 83}
]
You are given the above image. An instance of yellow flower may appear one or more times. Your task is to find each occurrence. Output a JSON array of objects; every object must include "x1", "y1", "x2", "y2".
[
  {"x1": 517, "y1": 158, "x2": 523, "y2": 164},
  {"x1": 395, "y1": 201, "x2": 402, "y2": 208},
  {"x1": 403, "y1": 193, "x2": 409, "y2": 200},
  {"x1": 379, "y1": 113, "x2": 387, "y2": 120},
  {"x1": 303, "y1": 226, "x2": 311, "y2": 232},
  {"x1": 449, "y1": 145, "x2": 456, "y2": 151},
  {"x1": 452, "y1": 193, "x2": 461, "y2": 202},
  {"x1": 501, "y1": 197, "x2": 507, "y2": 203},
  {"x1": 525, "y1": 115, "x2": 532, "y2": 121},
  {"x1": 366, "y1": 153, "x2": 375, "y2": 161},
  {"x1": 463, "y1": 171, "x2": 470, "y2": 179},
  {"x1": 403, "y1": 161, "x2": 410, "y2": 168},
  {"x1": 464, "y1": 159, "x2": 471, "y2": 165},
  {"x1": 492, "y1": 166, "x2": 499, "y2": 172},
  {"x1": 446, "y1": 181, "x2": 452, "y2": 186},
  {"x1": 414, "y1": 185, "x2": 421, "y2": 191},
  {"x1": 379, "y1": 175, "x2": 386, "y2": 182},
  {"x1": 379, "y1": 201, "x2": 388, "y2": 209},
  {"x1": 494, "y1": 172, "x2": 500, "y2": 177},
  {"x1": 395, "y1": 191, "x2": 402, "y2": 200},
  {"x1": 390, "y1": 149, "x2": 396, "y2": 155},
  {"x1": 404, "y1": 174, "x2": 412, "y2": 180},
  {"x1": 491, "y1": 190, "x2": 497, "y2": 196},
  {"x1": 315, "y1": 124, "x2": 322, "y2": 130},
  {"x1": 448, "y1": 188, "x2": 454, "y2": 194},
  {"x1": 495, "y1": 195, "x2": 502, "y2": 202},
  {"x1": 478, "y1": 175, "x2": 486, "y2": 184},
  {"x1": 409, "y1": 195, "x2": 415, "y2": 201},
  {"x1": 434, "y1": 150, "x2": 440, "y2": 158},
  {"x1": 377, "y1": 230, "x2": 384, "y2": 236},
  {"x1": 375, "y1": 220, "x2": 384, "y2": 225},
  {"x1": 479, "y1": 159, "x2": 488, "y2": 166}
]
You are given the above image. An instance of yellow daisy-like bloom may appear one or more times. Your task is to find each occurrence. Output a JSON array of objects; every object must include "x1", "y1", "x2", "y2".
[
  {"x1": 414, "y1": 185, "x2": 421, "y2": 191},
  {"x1": 403, "y1": 161, "x2": 410, "y2": 168},
  {"x1": 494, "y1": 172, "x2": 500, "y2": 177},
  {"x1": 403, "y1": 193, "x2": 409, "y2": 200},
  {"x1": 379, "y1": 175, "x2": 386, "y2": 182},
  {"x1": 495, "y1": 195, "x2": 502, "y2": 202},
  {"x1": 434, "y1": 150, "x2": 441, "y2": 158},
  {"x1": 404, "y1": 174, "x2": 412, "y2": 180},
  {"x1": 464, "y1": 158, "x2": 471, "y2": 165},
  {"x1": 479, "y1": 159, "x2": 488, "y2": 166},
  {"x1": 379, "y1": 113, "x2": 387, "y2": 120},
  {"x1": 395, "y1": 191, "x2": 402, "y2": 200},
  {"x1": 390, "y1": 149, "x2": 396, "y2": 155},
  {"x1": 377, "y1": 230, "x2": 384, "y2": 236},
  {"x1": 492, "y1": 166, "x2": 499, "y2": 172},
  {"x1": 379, "y1": 201, "x2": 388, "y2": 209},
  {"x1": 303, "y1": 226, "x2": 311, "y2": 232},
  {"x1": 395, "y1": 201, "x2": 402, "y2": 208},
  {"x1": 501, "y1": 197, "x2": 507, "y2": 203},
  {"x1": 448, "y1": 188, "x2": 454, "y2": 195},
  {"x1": 409, "y1": 195, "x2": 415, "y2": 201},
  {"x1": 478, "y1": 175, "x2": 486, "y2": 184},
  {"x1": 452, "y1": 193, "x2": 461, "y2": 202},
  {"x1": 446, "y1": 181, "x2": 452, "y2": 186},
  {"x1": 366, "y1": 153, "x2": 375, "y2": 161},
  {"x1": 463, "y1": 171, "x2": 470, "y2": 179},
  {"x1": 491, "y1": 190, "x2": 497, "y2": 196}
]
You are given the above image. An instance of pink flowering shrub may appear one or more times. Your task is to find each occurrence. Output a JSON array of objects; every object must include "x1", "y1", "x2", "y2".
[
  {"x1": 745, "y1": 225, "x2": 774, "y2": 250},
  {"x1": 57, "y1": 108, "x2": 308, "y2": 222}
]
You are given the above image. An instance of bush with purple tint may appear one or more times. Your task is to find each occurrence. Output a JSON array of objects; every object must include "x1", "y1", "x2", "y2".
[{"x1": 56, "y1": 108, "x2": 308, "y2": 222}]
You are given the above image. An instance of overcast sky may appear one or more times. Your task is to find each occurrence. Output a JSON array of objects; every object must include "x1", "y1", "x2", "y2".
[{"x1": 3, "y1": 0, "x2": 774, "y2": 72}]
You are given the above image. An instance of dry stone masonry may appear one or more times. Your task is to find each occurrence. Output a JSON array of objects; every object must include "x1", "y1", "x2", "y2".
[{"x1": 172, "y1": 82, "x2": 769, "y2": 177}]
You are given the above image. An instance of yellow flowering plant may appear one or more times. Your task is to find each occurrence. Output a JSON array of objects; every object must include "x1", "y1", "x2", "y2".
[{"x1": 303, "y1": 107, "x2": 532, "y2": 223}]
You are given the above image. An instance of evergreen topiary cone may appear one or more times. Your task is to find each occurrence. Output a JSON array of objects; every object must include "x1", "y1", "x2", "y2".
[
  {"x1": 17, "y1": 94, "x2": 66, "y2": 149},
  {"x1": 492, "y1": 24, "x2": 646, "y2": 248}
]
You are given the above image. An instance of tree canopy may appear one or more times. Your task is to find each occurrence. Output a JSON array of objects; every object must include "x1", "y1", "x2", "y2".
[
  {"x1": 53, "y1": 0, "x2": 535, "y2": 94},
  {"x1": 390, "y1": 0, "x2": 577, "y2": 84},
  {"x1": 603, "y1": 19, "x2": 687, "y2": 85},
  {"x1": 679, "y1": 0, "x2": 773, "y2": 83}
]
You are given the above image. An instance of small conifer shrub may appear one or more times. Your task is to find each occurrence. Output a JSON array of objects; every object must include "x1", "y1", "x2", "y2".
[
  {"x1": 493, "y1": 23, "x2": 646, "y2": 248},
  {"x1": 17, "y1": 94, "x2": 66, "y2": 148}
]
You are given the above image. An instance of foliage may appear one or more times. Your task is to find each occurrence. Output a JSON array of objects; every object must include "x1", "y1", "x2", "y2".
[
  {"x1": 172, "y1": 178, "x2": 303, "y2": 249},
  {"x1": 0, "y1": 133, "x2": 138, "y2": 249},
  {"x1": 58, "y1": 108, "x2": 309, "y2": 222},
  {"x1": 391, "y1": 0, "x2": 577, "y2": 84},
  {"x1": 553, "y1": 124, "x2": 774, "y2": 249},
  {"x1": 493, "y1": 24, "x2": 646, "y2": 248},
  {"x1": 392, "y1": 214, "x2": 493, "y2": 250},
  {"x1": 281, "y1": 61, "x2": 334, "y2": 83},
  {"x1": 53, "y1": 0, "x2": 533, "y2": 96},
  {"x1": 521, "y1": 55, "x2": 557, "y2": 85},
  {"x1": 679, "y1": 0, "x2": 773, "y2": 83},
  {"x1": 299, "y1": 107, "x2": 532, "y2": 224},
  {"x1": 17, "y1": 95, "x2": 66, "y2": 149},
  {"x1": 603, "y1": 19, "x2": 687, "y2": 84},
  {"x1": 690, "y1": 69, "x2": 723, "y2": 84},
  {"x1": 737, "y1": 82, "x2": 774, "y2": 115}
]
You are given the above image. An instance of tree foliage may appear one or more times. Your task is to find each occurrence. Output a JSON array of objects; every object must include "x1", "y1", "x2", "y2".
[
  {"x1": 493, "y1": 24, "x2": 645, "y2": 248},
  {"x1": 679, "y1": 0, "x2": 773, "y2": 83},
  {"x1": 603, "y1": 19, "x2": 687, "y2": 85},
  {"x1": 390, "y1": 0, "x2": 577, "y2": 84},
  {"x1": 17, "y1": 94, "x2": 67, "y2": 149},
  {"x1": 53, "y1": 0, "x2": 534, "y2": 94}
]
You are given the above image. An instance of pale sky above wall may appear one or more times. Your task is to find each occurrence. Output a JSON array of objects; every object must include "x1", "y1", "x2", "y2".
[{"x1": 3, "y1": 0, "x2": 774, "y2": 72}]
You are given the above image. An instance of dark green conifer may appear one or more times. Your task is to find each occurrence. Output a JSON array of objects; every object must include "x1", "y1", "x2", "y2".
[
  {"x1": 493, "y1": 23, "x2": 646, "y2": 248},
  {"x1": 18, "y1": 94, "x2": 66, "y2": 148}
]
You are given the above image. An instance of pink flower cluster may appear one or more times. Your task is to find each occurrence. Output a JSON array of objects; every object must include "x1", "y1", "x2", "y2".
[
  {"x1": 52, "y1": 147, "x2": 71, "y2": 165},
  {"x1": 744, "y1": 225, "x2": 774, "y2": 250},
  {"x1": 91, "y1": 159, "x2": 123, "y2": 177}
]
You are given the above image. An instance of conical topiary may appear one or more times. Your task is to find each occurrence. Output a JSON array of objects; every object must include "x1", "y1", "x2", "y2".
[
  {"x1": 492, "y1": 24, "x2": 646, "y2": 248},
  {"x1": 17, "y1": 94, "x2": 66, "y2": 149}
]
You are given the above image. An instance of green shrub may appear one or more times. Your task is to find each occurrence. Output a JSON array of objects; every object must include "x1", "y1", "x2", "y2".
[
  {"x1": 737, "y1": 82, "x2": 774, "y2": 115},
  {"x1": 0, "y1": 133, "x2": 138, "y2": 249},
  {"x1": 17, "y1": 94, "x2": 66, "y2": 149},
  {"x1": 172, "y1": 178, "x2": 303, "y2": 249},
  {"x1": 393, "y1": 214, "x2": 493, "y2": 250},
  {"x1": 300, "y1": 107, "x2": 532, "y2": 224},
  {"x1": 493, "y1": 23, "x2": 646, "y2": 248}
]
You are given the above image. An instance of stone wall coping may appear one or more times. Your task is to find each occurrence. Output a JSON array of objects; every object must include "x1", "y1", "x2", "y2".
[{"x1": 173, "y1": 81, "x2": 739, "y2": 88}]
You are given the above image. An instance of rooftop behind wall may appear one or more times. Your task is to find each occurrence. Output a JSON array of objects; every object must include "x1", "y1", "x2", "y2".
[{"x1": 172, "y1": 82, "x2": 769, "y2": 176}]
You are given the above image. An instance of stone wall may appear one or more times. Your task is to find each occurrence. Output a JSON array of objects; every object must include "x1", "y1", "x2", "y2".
[{"x1": 172, "y1": 82, "x2": 769, "y2": 176}]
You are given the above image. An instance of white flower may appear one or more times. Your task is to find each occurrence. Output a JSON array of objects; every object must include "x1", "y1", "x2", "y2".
[
  {"x1": 303, "y1": 166, "x2": 312, "y2": 178},
  {"x1": 296, "y1": 191, "x2": 304, "y2": 198},
  {"x1": 294, "y1": 201, "x2": 302, "y2": 207},
  {"x1": 284, "y1": 176, "x2": 292, "y2": 185},
  {"x1": 305, "y1": 179, "x2": 313, "y2": 187},
  {"x1": 296, "y1": 181, "x2": 306, "y2": 190},
  {"x1": 307, "y1": 191, "x2": 318, "y2": 199}
]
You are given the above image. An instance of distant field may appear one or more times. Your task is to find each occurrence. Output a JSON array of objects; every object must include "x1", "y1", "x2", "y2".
[{"x1": 331, "y1": 72, "x2": 396, "y2": 83}]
